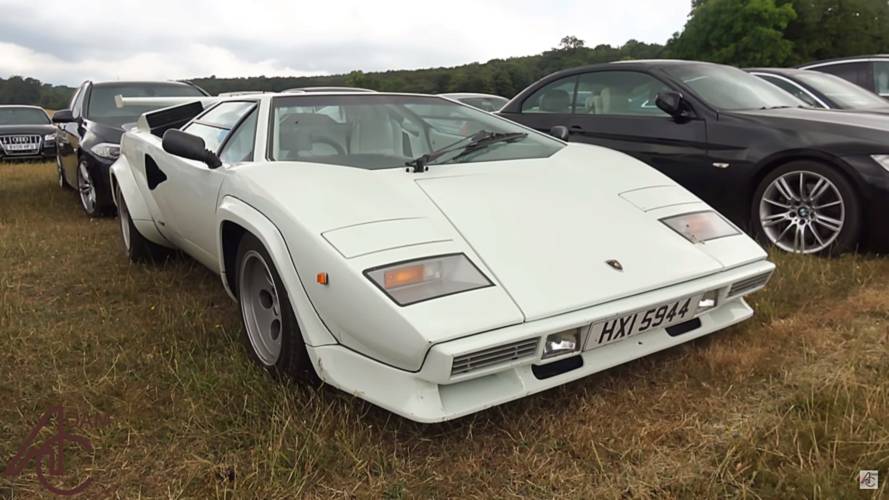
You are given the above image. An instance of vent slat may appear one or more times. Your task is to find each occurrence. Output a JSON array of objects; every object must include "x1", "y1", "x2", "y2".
[
  {"x1": 451, "y1": 339, "x2": 538, "y2": 376},
  {"x1": 729, "y1": 273, "x2": 771, "y2": 297}
]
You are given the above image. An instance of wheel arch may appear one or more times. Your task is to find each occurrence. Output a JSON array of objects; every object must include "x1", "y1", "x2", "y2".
[
  {"x1": 216, "y1": 196, "x2": 338, "y2": 347},
  {"x1": 109, "y1": 159, "x2": 171, "y2": 247}
]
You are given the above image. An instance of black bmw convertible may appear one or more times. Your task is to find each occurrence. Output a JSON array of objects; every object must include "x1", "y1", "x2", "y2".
[{"x1": 499, "y1": 60, "x2": 889, "y2": 255}]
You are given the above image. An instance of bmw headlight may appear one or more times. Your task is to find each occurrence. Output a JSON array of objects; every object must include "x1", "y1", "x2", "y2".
[
  {"x1": 90, "y1": 142, "x2": 120, "y2": 160},
  {"x1": 873, "y1": 154, "x2": 889, "y2": 173},
  {"x1": 365, "y1": 253, "x2": 492, "y2": 306},
  {"x1": 661, "y1": 211, "x2": 739, "y2": 243},
  {"x1": 43, "y1": 134, "x2": 56, "y2": 143}
]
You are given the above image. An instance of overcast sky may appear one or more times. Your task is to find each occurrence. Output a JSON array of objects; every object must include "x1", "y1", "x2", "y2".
[{"x1": 0, "y1": 0, "x2": 691, "y2": 86}]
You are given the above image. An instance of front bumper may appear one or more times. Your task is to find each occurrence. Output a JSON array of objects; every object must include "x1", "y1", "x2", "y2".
[
  {"x1": 0, "y1": 142, "x2": 56, "y2": 162},
  {"x1": 843, "y1": 155, "x2": 889, "y2": 252},
  {"x1": 309, "y1": 259, "x2": 775, "y2": 423},
  {"x1": 82, "y1": 152, "x2": 116, "y2": 208}
]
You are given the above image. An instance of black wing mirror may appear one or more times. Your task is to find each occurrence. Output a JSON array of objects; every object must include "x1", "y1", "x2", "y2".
[
  {"x1": 52, "y1": 109, "x2": 74, "y2": 123},
  {"x1": 655, "y1": 92, "x2": 690, "y2": 120},
  {"x1": 162, "y1": 129, "x2": 222, "y2": 169},
  {"x1": 549, "y1": 125, "x2": 570, "y2": 141}
]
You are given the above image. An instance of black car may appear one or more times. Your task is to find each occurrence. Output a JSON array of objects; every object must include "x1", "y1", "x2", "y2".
[
  {"x1": 499, "y1": 60, "x2": 889, "y2": 255},
  {"x1": 799, "y1": 55, "x2": 889, "y2": 100},
  {"x1": 748, "y1": 67, "x2": 889, "y2": 113},
  {"x1": 0, "y1": 106, "x2": 57, "y2": 162},
  {"x1": 53, "y1": 80, "x2": 208, "y2": 216}
]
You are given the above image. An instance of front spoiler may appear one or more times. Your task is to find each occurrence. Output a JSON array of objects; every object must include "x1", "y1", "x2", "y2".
[{"x1": 308, "y1": 259, "x2": 774, "y2": 423}]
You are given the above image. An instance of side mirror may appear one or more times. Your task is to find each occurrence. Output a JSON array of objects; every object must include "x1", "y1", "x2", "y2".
[
  {"x1": 52, "y1": 109, "x2": 74, "y2": 123},
  {"x1": 162, "y1": 129, "x2": 222, "y2": 169},
  {"x1": 655, "y1": 92, "x2": 689, "y2": 120},
  {"x1": 549, "y1": 125, "x2": 570, "y2": 141}
]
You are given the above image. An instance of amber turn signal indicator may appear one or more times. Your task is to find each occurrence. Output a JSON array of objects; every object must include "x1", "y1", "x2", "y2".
[
  {"x1": 316, "y1": 272, "x2": 329, "y2": 285},
  {"x1": 383, "y1": 265, "x2": 425, "y2": 289}
]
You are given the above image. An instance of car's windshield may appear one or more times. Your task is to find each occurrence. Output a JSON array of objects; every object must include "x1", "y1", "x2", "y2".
[
  {"x1": 458, "y1": 96, "x2": 508, "y2": 112},
  {"x1": 0, "y1": 107, "x2": 50, "y2": 125},
  {"x1": 795, "y1": 71, "x2": 889, "y2": 109},
  {"x1": 87, "y1": 83, "x2": 205, "y2": 127},
  {"x1": 665, "y1": 64, "x2": 806, "y2": 111},
  {"x1": 269, "y1": 94, "x2": 562, "y2": 169}
]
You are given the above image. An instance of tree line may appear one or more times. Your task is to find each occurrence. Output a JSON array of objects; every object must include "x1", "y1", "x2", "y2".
[{"x1": 3, "y1": 0, "x2": 888, "y2": 108}]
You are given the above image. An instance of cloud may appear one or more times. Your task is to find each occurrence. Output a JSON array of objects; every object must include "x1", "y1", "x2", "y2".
[{"x1": 0, "y1": 0, "x2": 691, "y2": 85}]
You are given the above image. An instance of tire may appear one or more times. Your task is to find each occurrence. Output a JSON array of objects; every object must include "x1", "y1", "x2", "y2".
[
  {"x1": 235, "y1": 234, "x2": 316, "y2": 381},
  {"x1": 751, "y1": 161, "x2": 861, "y2": 256},
  {"x1": 116, "y1": 184, "x2": 169, "y2": 263}
]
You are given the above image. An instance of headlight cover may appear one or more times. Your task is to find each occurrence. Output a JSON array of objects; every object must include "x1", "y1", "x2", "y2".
[
  {"x1": 872, "y1": 154, "x2": 889, "y2": 173},
  {"x1": 365, "y1": 253, "x2": 492, "y2": 306},
  {"x1": 90, "y1": 142, "x2": 120, "y2": 160},
  {"x1": 661, "y1": 211, "x2": 739, "y2": 243}
]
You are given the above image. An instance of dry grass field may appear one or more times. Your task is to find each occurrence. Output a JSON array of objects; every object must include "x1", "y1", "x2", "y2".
[{"x1": 2, "y1": 162, "x2": 889, "y2": 498}]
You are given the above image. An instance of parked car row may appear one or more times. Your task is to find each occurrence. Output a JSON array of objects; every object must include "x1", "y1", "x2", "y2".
[{"x1": 4, "y1": 55, "x2": 889, "y2": 422}]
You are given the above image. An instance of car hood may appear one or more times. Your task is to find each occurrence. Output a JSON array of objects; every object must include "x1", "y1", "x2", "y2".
[
  {"x1": 0, "y1": 124, "x2": 56, "y2": 135},
  {"x1": 413, "y1": 146, "x2": 727, "y2": 320},
  {"x1": 236, "y1": 145, "x2": 743, "y2": 322},
  {"x1": 86, "y1": 120, "x2": 125, "y2": 143}
]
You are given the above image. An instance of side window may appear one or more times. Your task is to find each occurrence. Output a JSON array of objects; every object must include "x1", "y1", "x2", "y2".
[
  {"x1": 219, "y1": 109, "x2": 258, "y2": 164},
  {"x1": 575, "y1": 71, "x2": 671, "y2": 116},
  {"x1": 757, "y1": 75, "x2": 822, "y2": 108},
  {"x1": 815, "y1": 62, "x2": 868, "y2": 87},
  {"x1": 183, "y1": 101, "x2": 256, "y2": 153},
  {"x1": 874, "y1": 62, "x2": 889, "y2": 96},
  {"x1": 521, "y1": 76, "x2": 577, "y2": 114}
]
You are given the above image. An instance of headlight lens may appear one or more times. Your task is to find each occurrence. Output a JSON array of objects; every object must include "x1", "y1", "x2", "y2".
[
  {"x1": 90, "y1": 142, "x2": 120, "y2": 159},
  {"x1": 365, "y1": 253, "x2": 492, "y2": 306},
  {"x1": 43, "y1": 134, "x2": 56, "y2": 143},
  {"x1": 661, "y1": 211, "x2": 739, "y2": 243},
  {"x1": 872, "y1": 154, "x2": 889, "y2": 173},
  {"x1": 542, "y1": 329, "x2": 581, "y2": 359}
]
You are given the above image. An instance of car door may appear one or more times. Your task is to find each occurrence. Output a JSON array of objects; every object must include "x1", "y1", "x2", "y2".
[
  {"x1": 59, "y1": 83, "x2": 87, "y2": 181},
  {"x1": 149, "y1": 101, "x2": 258, "y2": 268},
  {"x1": 526, "y1": 70, "x2": 711, "y2": 191}
]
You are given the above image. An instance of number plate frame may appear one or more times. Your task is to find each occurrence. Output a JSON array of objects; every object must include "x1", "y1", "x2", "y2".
[{"x1": 584, "y1": 294, "x2": 703, "y2": 351}]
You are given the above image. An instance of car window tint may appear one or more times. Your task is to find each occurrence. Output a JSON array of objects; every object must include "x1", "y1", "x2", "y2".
[
  {"x1": 521, "y1": 76, "x2": 577, "y2": 114},
  {"x1": 815, "y1": 62, "x2": 868, "y2": 87},
  {"x1": 757, "y1": 75, "x2": 822, "y2": 108},
  {"x1": 875, "y1": 62, "x2": 889, "y2": 96},
  {"x1": 185, "y1": 123, "x2": 229, "y2": 152},
  {"x1": 575, "y1": 71, "x2": 670, "y2": 116},
  {"x1": 198, "y1": 101, "x2": 256, "y2": 128},
  {"x1": 219, "y1": 108, "x2": 258, "y2": 164}
]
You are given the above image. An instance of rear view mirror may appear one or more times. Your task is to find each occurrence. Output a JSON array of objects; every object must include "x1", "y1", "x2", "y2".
[
  {"x1": 549, "y1": 125, "x2": 570, "y2": 141},
  {"x1": 655, "y1": 92, "x2": 690, "y2": 120},
  {"x1": 162, "y1": 129, "x2": 222, "y2": 169},
  {"x1": 52, "y1": 109, "x2": 74, "y2": 123}
]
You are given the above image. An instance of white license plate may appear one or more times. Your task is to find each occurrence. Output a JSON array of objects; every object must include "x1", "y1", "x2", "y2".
[
  {"x1": 5, "y1": 144, "x2": 36, "y2": 151},
  {"x1": 586, "y1": 295, "x2": 702, "y2": 350}
]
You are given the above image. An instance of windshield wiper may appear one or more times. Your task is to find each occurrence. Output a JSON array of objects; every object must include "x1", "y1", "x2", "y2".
[{"x1": 405, "y1": 130, "x2": 528, "y2": 172}]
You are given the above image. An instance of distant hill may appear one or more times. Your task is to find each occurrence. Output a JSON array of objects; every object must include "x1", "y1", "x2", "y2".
[{"x1": 0, "y1": 76, "x2": 75, "y2": 110}]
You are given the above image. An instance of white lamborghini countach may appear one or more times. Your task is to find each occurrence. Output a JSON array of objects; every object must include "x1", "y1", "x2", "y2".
[{"x1": 109, "y1": 91, "x2": 774, "y2": 422}]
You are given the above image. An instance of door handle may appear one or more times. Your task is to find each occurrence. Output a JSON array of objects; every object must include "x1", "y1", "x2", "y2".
[{"x1": 569, "y1": 125, "x2": 584, "y2": 131}]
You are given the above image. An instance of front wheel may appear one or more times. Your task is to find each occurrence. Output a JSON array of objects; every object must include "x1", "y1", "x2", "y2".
[
  {"x1": 752, "y1": 161, "x2": 861, "y2": 255},
  {"x1": 236, "y1": 234, "x2": 315, "y2": 381},
  {"x1": 116, "y1": 184, "x2": 169, "y2": 263}
]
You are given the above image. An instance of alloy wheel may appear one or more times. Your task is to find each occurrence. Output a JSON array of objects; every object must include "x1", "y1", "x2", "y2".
[
  {"x1": 759, "y1": 170, "x2": 845, "y2": 254},
  {"x1": 239, "y1": 250, "x2": 283, "y2": 366},
  {"x1": 77, "y1": 161, "x2": 96, "y2": 214}
]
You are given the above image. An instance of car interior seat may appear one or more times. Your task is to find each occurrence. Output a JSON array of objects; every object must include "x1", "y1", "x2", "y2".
[
  {"x1": 276, "y1": 113, "x2": 348, "y2": 160},
  {"x1": 539, "y1": 89, "x2": 572, "y2": 113}
]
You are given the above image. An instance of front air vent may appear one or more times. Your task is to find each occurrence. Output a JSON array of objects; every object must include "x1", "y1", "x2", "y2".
[
  {"x1": 451, "y1": 338, "x2": 539, "y2": 377},
  {"x1": 728, "y1": 272, "x2": 772, "y2": 297}
]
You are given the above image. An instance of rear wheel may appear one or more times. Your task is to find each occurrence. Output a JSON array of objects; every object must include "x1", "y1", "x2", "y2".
[
  {"x1": 752, "y1": 161, "x2": 861, "y2": 255},
  {"x1": 116, "y1": 184, "x2": 168, "y2": 263},
  {"x1": 236, "y1": 234, "x2": 315, "y2": 381}
]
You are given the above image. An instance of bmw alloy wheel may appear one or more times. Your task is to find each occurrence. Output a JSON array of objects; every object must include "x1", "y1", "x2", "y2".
[
  {"x1": 758, "y1": 170, "x2": 845, "y2": 254},
  {"x1": 239, "y1": 250, "x2": 283, "y2": 366},
  {"x1": 77, "y1": 160, "x2": 96, "y2": 214}
]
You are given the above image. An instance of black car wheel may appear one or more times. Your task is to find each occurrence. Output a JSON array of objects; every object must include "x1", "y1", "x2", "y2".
[
  {"x1": 235, "y1": 234, "x2": 315, "y2": 381},
  {"x1": 116, "y1": 184, "x2": 168, "y2": 263},
  {"x1": 752, "y1": 161, "x2": 861, "y2": 255}
]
